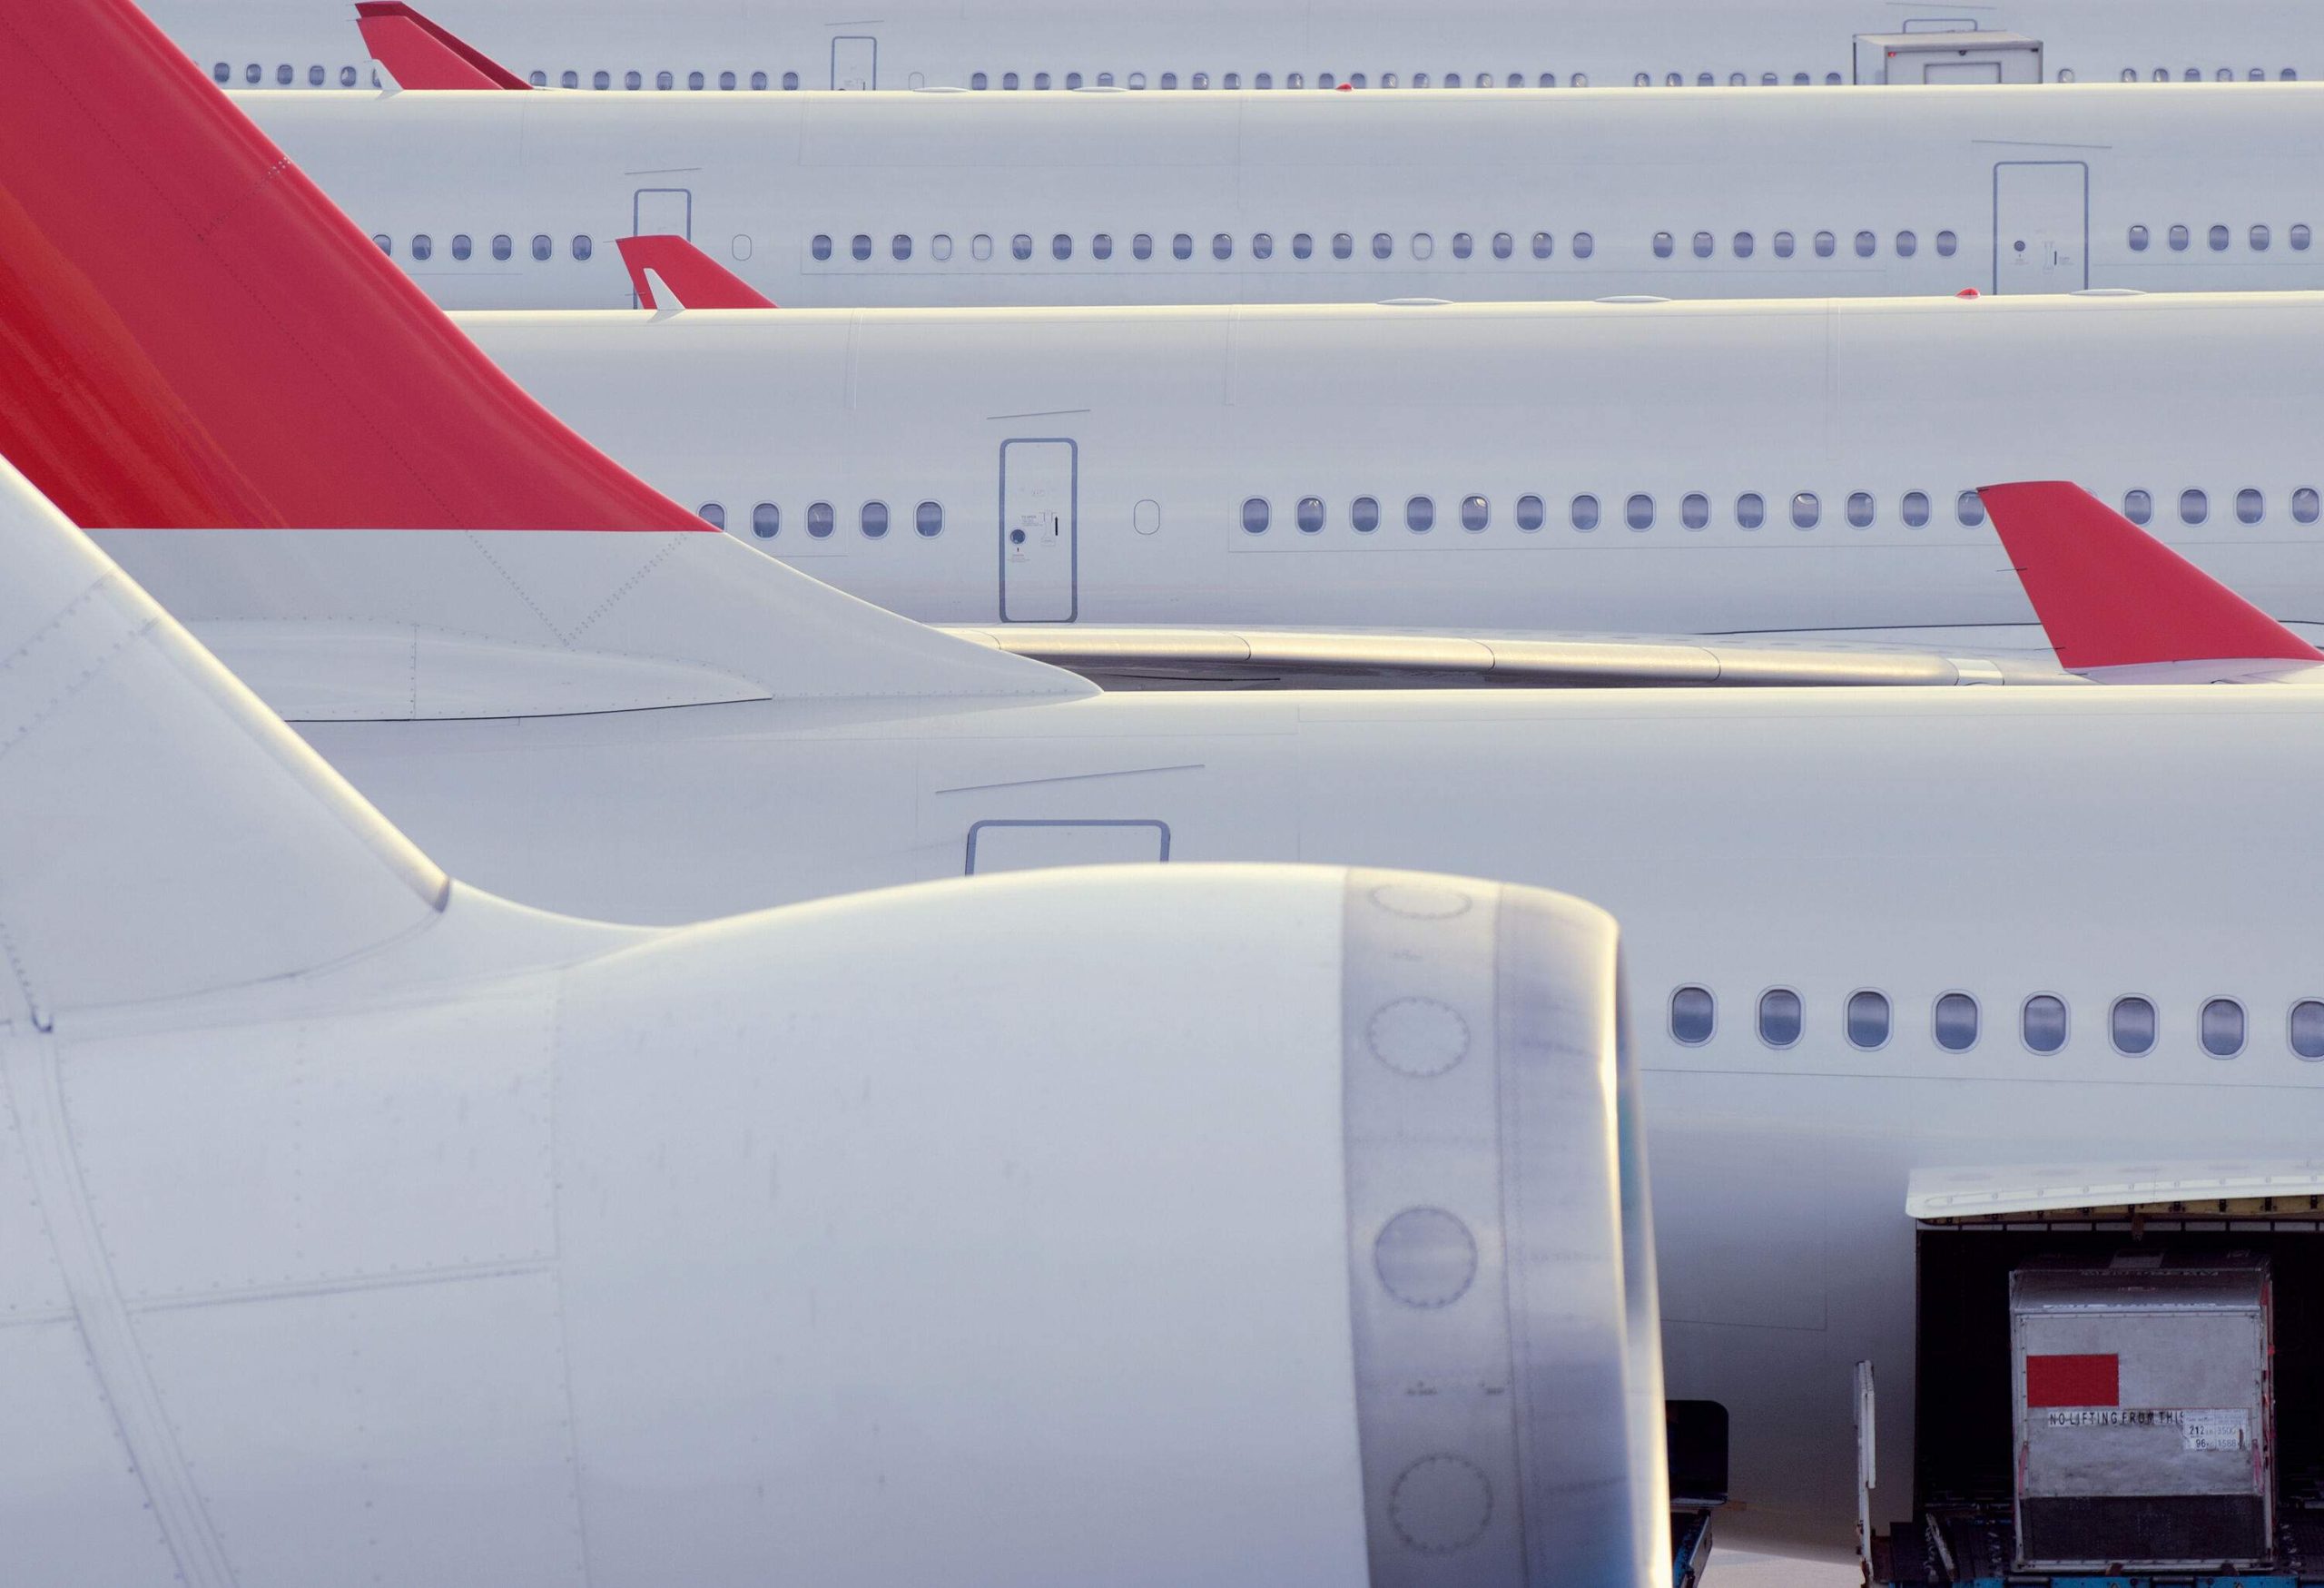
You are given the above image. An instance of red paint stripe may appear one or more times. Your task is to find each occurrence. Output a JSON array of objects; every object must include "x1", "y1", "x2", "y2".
[
  {"x1": 2025, "y1": 1352, "x2": 2120, "y2": 1408},
  {"x1": 619, "y1": 236, "x2": 778, "y2": 311},
  {"x1": 355, "y1": 4, "x2": 531, "y2": 92}
]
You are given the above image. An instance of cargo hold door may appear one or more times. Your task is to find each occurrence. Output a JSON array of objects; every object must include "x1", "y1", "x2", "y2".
[
  {"x1": 1993, "y1": 162, "x2": 2087, "y2": 293},
  {"x1": 1000, "y1": 439, "x2": 1077, "y2": 622}
]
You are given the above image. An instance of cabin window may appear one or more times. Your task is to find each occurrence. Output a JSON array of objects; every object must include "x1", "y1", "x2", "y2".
[
  {"x1": 1035, "y1": 72, "x2": 1052, "y2": 89},
  {"x1": 344, "y1": 66, "x2": 361, "y2": 85},
  {"x1": 1334, "y1": 233, "x2": 1354, "y2": 259},
  {"x1": 719, "y1": 70, "x2": 736, "y2": 89},
  {"x1": 1681, "y1": 493, "x2": 1709, "y2": 529},
  {"x1": 448, "y1": 234, "x2": 470, "y2": 260},
  {"x1": 1653, "y1": 232, "x2": 1674, "y2": 259},
  {"x1": 2238, "y1": 488, "x2": 2264, "y2": 524},
  {"x1": 2123, "y1": 488, "x2": 2152, "y2": 524},
  {"x1": 1493, "y1": 232, "x2": 1515, "y2": 259},
  {"x1": 1254, "y1": 232, "x2": 1275, "y2": 259},
  {"x1": 1292, "y1": 233, "x2": 1313, "y2": 258},
  {"x1": 532, "y1": 234, "x2": 552, "y2": 261},
  {"x1": 2294, "y1": 224, "x2": 2314, "y2": 251},
  {"x1": 1532, "y1": 232, "x2": 1554, "y2": 260},
  {"x1": 1758, "y1": 989, "x2": 1803, "y2": 1049},
  {"x1": 1411, "y1": 232, "x2": 1435, "y2": 260},
  {"x1": 687, "y1": 71, "x2": 704, "y2": 89},
  {"x1": 1626, "y1": 493, "x2": 1654, "y2": 530},
  {"x1": 852, "y1": 234, "x2": 872, "y2": 261},
  {"x1": 1013, "y1": 234, "x2": 1034, "y2": 261},
  {"x1": 2201, "y1": 998, "x2": 2246, "y2": 1058},
  {"x1": 1846, "y1": 991, "x2": 1890, "y2": 1050},
  {"x1": 2022, "y1": 995, "x2": 2068, "y2": 1054},
  {"x1": 1670, "y1": 986, "x2": 1715, "y2": 1045},
  {"x1": 1066, "y1": 73, "x2": 1084, "y2": 89},
  {"x1": 2128, "y1": 224, "x2": 2150, "y2": 251},
  {"x1": 1933, "y1": 992, "x2": 1980, "y2": 1051},
  {"x1": 807, "y1": 501, "x2": 835, "y2": 538},
  {"x1": 310, "y1": 64, "x2": 326, "y2": 84},
  {"x1": 916, "y1": 502, "x2": 944, "y2": 538},
  {"x1": 214, "y1": 62, "x2": 231, "y2": 83},
  {"x1": 971, "y1": 72, "x2": 989, "y2": 89},
  {"x1": 1080, "y1": 233, "x2": 1106, "y2": 261},
  {"x1": 2290, "y1": 1000, "x2": 2324, "y2": 1060},
  {"x1": 1813, "y1": 231, "x2": 1836, "y2": 257},
  {"x1": 657, "y1": 70, "x2": 675, "y2": 89},
  {"x1": 492, "y1": 234, "x2": 512, "y2": 261},
  {"x1": 1173, "y1": 233, "x2": 1195, "y2": 261},
  {"x1": 1255, "y1": 72, "x2": 1272, "y2": 89},
  {"x1": 1734, "y1": 232, "x2": 1754, "y2": 258},
  {"x1": 1935, "y1": 230, "x2": 1958, "y2": 256},
  {"x1": 1133, "y1": 234, "x2": 1153, "y2": 260},
  {"x1": 1242, "y1": 498, "x2": 1270, "y2": 534},
  {"x1": 1773, "y1": 232, "x2": 1795, "y2": 258},
  {"x1": 2111, "y1": 996, "x2": 2157, "y2": 1055},
  {"x1": 1896, "y1": 230, "x2": 1917, "y2": 257},
  {"x1": 1159, "y1": 72, "x2": 1178, "y2": 89},
  {"x1": 1462, "y1": 495, "x2": 1490, "y2": 530},
  {"x1": 752, "y1": 503, "x2": 780, "y2": 538},
  {"x1": 1352, "y1": 496, "x2": 1381, "y2": 532},
  {"x1": 1692, "y1": 231, "x2": 1713, "y2": 259},
  {"x1": 1373, "y1": 232, "x2": 1394, "y2": 260},
  {"x1": 1736, "y1": 492, "x2": 1766, "y2": 529},
  {"x1": 1846, "y1": 492, "x2": 1874, "y2": 528},
  {"x1": 2181, "y1": 488, "x2": 2209, "y2": 525},
  {"x1": 1571, "y1": 232, "x2": 1593, "y2": 258},
  {"x1": 698, "y1": 503, "x2": 725, "y2": 528},
  {"x1": 410, "y1": 234, "x2": 433, "y2": 261},
  {"x1": 2295, "y1": 488, "x2": 2321, "y2": 524},
  {"x1": 894, "y1": 234, "x2": 913, "y2": 261},
  {"x1": 812, "y1": 234, "x2": 832, "y2": 261},
  {"x1": 2209, "y1": 223, "x2": 2230, "y2": 252},
  {"x1": 2169, "y1": 224, "x2": 2191, "y2": 251},
  {"x1": 1052, "y1": 233, "x2": 1071, "y2": 260},
  {"x1": 1854, "y1": 230, "x2": 1876, "y2": 258},
  {"x1": 1902, "y1": 491, "x2": 1929, "y2": 527},
  {"x1": 1297, "y1": 497, "x2": 1325, "y2": 532},
  {"x1": 1406, "y1": 496, "x2": 1435, "y2": 532},
  {"x1": 861, "y1": 502, "x2": 889, "y2": 538},
  {"x1": 1790, "y1": 491, "x2": 1819, "y2": 528},
  {"x1": 372, "y1": 234, "x2": 392, "y2": 254},
  {"x1": 592, "y1": 70, "x2": 610, "y2": 89},
  {"x1": 1516, "y1": 495, "x2": 1546, "y2": 530},
  {"x1": 1001, "y1": 71, "x2": 1020, "y2": 90},
  {"x1": 625, "y1": 70, "x2": 641, "y2": 89},
  {"x1": 1213, "y1": 232, "x2": 1234, "y2": 260},
  {"x1": 1956, "y1": 489, "x2": 1985, "y2": 527},
  {"x1": 571, "y1": 236, "x2": 593, "y2": 261},
  {"x1": 973, "y1": 234, "x2": 994, "y2": 261},
  {"x1": 2251, "y1": 224, "x2": 2271, "y2": 251},
  {"x1": 1128, "y1": 72, "x2": 1147, "y2": 88},
  {"x1": 1452, "y1": 232, "x2": 1473, "y2": 259},
  {"x1": 1571, "y1": 494, "x2": 1600, "y2": 531}
]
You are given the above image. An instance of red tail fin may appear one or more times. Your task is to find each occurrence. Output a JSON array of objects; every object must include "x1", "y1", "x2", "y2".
[
  {"x1": 355, "y1": 2, "x2": 529, "y2": 91},
  {"x1": 618, "y1": 236, "x2": 779, "y2": 311},
  {"x1": 1978, "y1": 481, "x2": 2320, "y2": 669},
  {"x1": 0, "y1": 0, "x2": 700, "y2": 532}
]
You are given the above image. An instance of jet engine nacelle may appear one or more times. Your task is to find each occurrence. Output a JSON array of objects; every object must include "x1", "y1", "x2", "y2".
[{"x1": 1, "y1": 865, "x2": 1663, "y2": 1587}]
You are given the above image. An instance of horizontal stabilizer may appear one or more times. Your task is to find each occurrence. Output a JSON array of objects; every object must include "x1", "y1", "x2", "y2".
[
  {"x1": 1978, "y1": 480, "x2": 2323, "y2": 674},
  {"x1": 354, "y1": 2, "x2": 529, "y2": 90},
  {"x1": 619, "y1": 235, "x2": 778, "y2": 311}
]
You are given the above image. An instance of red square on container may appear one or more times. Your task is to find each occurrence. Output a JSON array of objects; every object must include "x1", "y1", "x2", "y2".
[{"x1": 2025, "y1": 1353, "x2": 2120, "y2": 1408}]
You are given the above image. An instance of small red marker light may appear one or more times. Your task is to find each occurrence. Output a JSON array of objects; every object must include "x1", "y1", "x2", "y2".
[
  {"x1": 1956, "y1": 288, "x2": 1980, "y2": 298},
  {"x1": 1336, "y1": 82, "x2": 1353, "y2": 91}
]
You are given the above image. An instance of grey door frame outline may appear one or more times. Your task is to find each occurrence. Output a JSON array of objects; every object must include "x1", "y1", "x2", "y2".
[
  {"x1": 831, "y1": 35, "x2": 877, "y2": 89},
  {"x1": 1991, "y1": 159, "x2": 2089, "y2": 293},
  {"x1": 630, "y1": 187, "x2": 693, "y2": 238},
  {"x1": 998, "y1": 438, "x2": 1079, "y2": 623}
]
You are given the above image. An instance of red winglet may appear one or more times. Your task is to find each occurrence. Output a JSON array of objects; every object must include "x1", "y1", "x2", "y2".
[
  {"x1": 618, "y1": 236, "x2": 779, "y2": 311},
  {"x1": 1979, "y1": 481, "x2": 2321, "y2": 669},
  {"x1": 0, "y1": 0, "x2": 702, "y2": 531},
  {"x1": 354, "y1": 2, "x2": 529, "y2": 91}
]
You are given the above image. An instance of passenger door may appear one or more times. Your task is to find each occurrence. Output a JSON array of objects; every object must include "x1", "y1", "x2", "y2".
[
  {"x1": 831, "y1": 35, "x2": 876, "y2": 90},
  {"x1": 1992, "y1": 162, "x2": 2087, "y2": 293},
  {"x1": 1000, "y1": 439, "x2": 1077, "y2": 622}
]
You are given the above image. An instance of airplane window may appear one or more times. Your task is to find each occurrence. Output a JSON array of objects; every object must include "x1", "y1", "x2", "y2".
[
  {"x1": 2122, "y1": 489, "x2": 2152, "y2": 523},
  {"x1": 1129, "y1": 72, "x2": 1148, "y2": 88},
  {"x1": 1154, "y1": 71, "x2": 1176, "y2": 88},
  {"x1": 1035, "y1": 72, "x2": 1052, "y2": 89},
  {"x1": 752, "y1": 503, "x2": 780, "y2": 538},
  {"x1": 1626, "y1": 493, "x2": 1654, "y2": 530},
  {"x1": 807, "y1": 502, "x2": 835, "y2": 538},
  {"x1": 2022, "y1": 995, "x2": 2068, "y2": 1054},
  {"x1": 1443, "y1": 74, "x2": 1460, "y2": 87},
  {"x1": 213, "y1": 62, "x2": 231, "y2": 83},
  {"x1": 2251, "y1": 224, "x2": 2271, "y2": 251},
  {"x1": 1653, "y1": 232, "x2": 1674, "y2": 259},
  {"x1": 531, "y1": 234, "x2": 551, "y2": 261},
  {"x1": 1791, "y1": 491, "x2": 1819, "y2": 528},
  {"x1": 309, "y1": 64, "x2": 326, "y2": 85},
  {"x1": 1571, "y1": 232, "x2": 1593, "y2": 258},
  {"x1": 1347, "y1": 74, "x2": 1364, "y2": 88},
  {"x1": 1002, "y1": 72, "x2": 1020, "y2": 90},
  {"x1": 1665, "y1": 73, "x2": 1682, "y2": 87},
  {"x1": 1761, "y1": 72, "x2": 1777, "y2": 85},
  {"x1": 931, "y1": 235, "x2": 954, "y2": 261},
  {"x1": 1902, "y1": 491, "x2": 1929, "y2": 528},
  {"x1": 1452, "y1": 232, "x2": 1473, "y2": 259},
  {"x1": 2169, "y1": 224, "x2": 2191, "y2": 251},
  {"x1": 1825, "y1": 72, "x2": 1842, "y2": 84},
  {"x1": 1571, "y1": 74, "x2": 1589, "y2": 86},
  {"x1": 895, "y1": 234, "x2": 914, "y2": 261},
  {"x1": 1773, "y1": 232, "x2": 1796, "y2": 258},
  {"x1": 974, "y1": 234, "x2": 995, "y2": 261},
  {"x1": 2201, "y1": 998, "x2": 2246, "y2": 1058},
  {"x1": 1516, "y1": 495, "x2": 1546, "y2": 530},
  {"x1": 756, "y1": 72, "x2": 773, "y2": 90},
  {"x1": 1571, "y1": 494, "x2": 1600, "y2": 531},
  {"x1": 1794, "y1": 73, "x2": 1811, "y2": 84},
  {"x1": 1098, "y1": 72, "x2": 1117, "y2": 85},
  {"x1": 1697, "y1": 72, "x2": 1714, "y2": 86},
  {"x1": 491, "y1": 234, "x2": 512, "y2": 261},
  {"x1": 1736, "y1": 492, "x2": 1765, "y2": 529},
  {"x1": 698, "y1": 503, "x2": 725, "y2": 528},
  {"x1": 1813, "y1": 232, "x2": 1837, "y2": 258},
  {"x1": 658, "y1": 71, "x2": 675, "y2": 89},
  {"x1": 2295, "y1": 225, "x2": 2314, "y2": 251},
  {"x1": 278, "y1": 63, "x2": 295, "y2": 84},
  {"x1": 1173, "y1": 233, "x2": 1194, "y2": 261},
  {"x1": 2111, "y1": 995, "x2": 2157, "y2": 1055},
  {"x1": 2291, "y1": 1000, "x2": 2324, "y2": 1060},
  {"x1": 1012, "y1": 235, "x2": 1034, "y2": 261},
  {"x1": 1067, "y1": 73, "x2": 1084, "y2": 89},
  {"x1": 1334, "y1": 233, "x2": 1354, "y2": 260},
  {"x1": 450, "y1": 234, "x2": 471, "y2": 261},
  {"x1": 1213, "y1": 233, "x2": 1234, "y2": 260},
  {"x1": 2239, "y1": 488, "x2": 2264, "y2": 524},
  {"x1": 1222, "y1": 73, "x2": 1238, "y2": 88},
  {"x1": 2208, "y1": 223, "x2": 2230, "y2": 252},
  {"x1": 1406, "y1": 496, "x2": 1435, "y2": 532},
  {"x1": 1254, "y1": 233, "x2": 1274, "y2": 259},
  {"x1": 1757, "y1": 988, "x2": 1802, "y2": 1049},
  {"x1": 1854, "y1": 230, "x2": 1876, "y2": 258},
  {"x1": 1935, "y1": 231, "x2": 1958, "y2": 257},
  {"x1": 812, "y1": 234, "x2": 832, "y2": 261},
  {"x1": 1670, "y1": 986, "x2": 1715, "y2": 1044},
  {"x1": 2128, "y1": 224, "x2": 2150, "y2": 251},
  {"x1": 1846, "y1": 990, "x2": 1889, "y2": 1050},
  {"x1": 689, "y1": 70, "x2": 708, "y2": 89},
  {"x1": 2151, "y1": 69, "x2": 2169, "y2": 82},
  {"x1": 1411, "y1": 232, "x2": 1434, "y2": 260},
  {"x1": 1493, "y1": 232, "x2": 1514, "y2": 259},
  {"x1": 410, "y1": 234, "x2": 433, "y2": 261},
  {"x1": 372, "y1": 234, "x2": 392, "y2": 255},
  {"x1": 1093, "y1": 233, "x2": 1113, "y2": 260},
  {"x1": 970, "y1": 72, "x2": 989, "y2": 89},
  {"x1": 1413, "y1": 73, "x2": 1431, "y2": 88},
  {"x1": 1896, "y1": 231, "x2": 1916, "y2": 257},
  {"x1": 2296, "y1": 488, "x2": 2321, "y2": 523},
  {"x1": 625, "y1": 70, "x2": 641, "y2": 89},
  {"x1": 246, "y1": 63, "x2": 262, "y2": 84},
  {"x1": 1132, "y1": 234, "x2": 1153, "y2": 260},
  {"x1": 1298, "y1": 497, "x2": 1325, "y2": 532},
  {"x1": 1255, "y1": 72, "x2": 1273, "y2": 89},
  {"x1": 1292, "y1": 232, "x2": 1314, "y2": 259},
  {"x1": 1352, "y1": 496, "x2": 1381, "y2": 532},
  {"x1": 1052, "y1": 234, "x2": 1072, "y2": 260},
  {"x1": 851, "y1": 234, "x2": 872, "y2": 261},
  {"x1": 1634, "y1": 73, "x2": 1652, "y2": 87},
  {"x1": 862, "y1": 502, "x2": 889, "y2": 538},
  {"x1": 2218, "y1": 67, "x2": 2234, "y2": 82},
  {"x1": 343, "y1": 66, "x2": 360, "y2": 85},
  {"x1": 1681, "y1": 493, "x2": 1709, "y2": 529},
  {"x1": 1462, "y1": 495, "x2": 1489, "y2": 530},
  {"x1": 1543, "y1": 74, "x2": 1560, "y2": 86},
  {"x1": 1691, "y1": 231, "x2": 1713, "y2": 259},
  {"x1": 2055, "y1": 68, "x2": 2075, "y2": 82},
  {"x1": 591, "y1": 70, "x2": 610, "y2": 89},
  {"x1": 1377, "y1": 73, "x2": 1393, "y2": 87},
  {"x1": 572, "y1": 235, "x2": 595, "y2": 261},
  {"x1": 1933, "y1": 992, "x2": 1979, "y2": 1051},
  {"x1": 1955, "y1": 489, "x2": 1985, "y2": 527},
  {"x1": 2181, "y1": 488, "x2": 2209, "y2": 524},
  {"x1": 1846, "y1": 491, "x2": 1874, "y2": 528},
  {"x1": 1733, "y1": 232, "x2": 1754, "y2": 258},
  {"x1": 1728, "y1": 72, "x2": 1746, "y2": 85},
  {"x1": 916, "y1": 502, "x2": 944, "y2": 538},
  {"x1": 1531, "y1": 232, "x2": 1553, "y2": 260},
  {"x1": 1373, "y1": 232, "x2": 1394, "y2": 260},
  {"x1": 2183, "y1": 67, "x2": 2201, "y2": 82},
  {"x1": 1242, "y1": 498, "x2": 1271, "y2": 534}
]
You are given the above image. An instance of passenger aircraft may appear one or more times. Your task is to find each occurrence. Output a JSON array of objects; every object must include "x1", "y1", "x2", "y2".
[
  {"x1": 228, "y1": 77, "x2": 2324, "y2": 309},
  {"x1": 452, "y1": 272, "x2": 2324, "y2": 636},
  {"x1": 13, "y1": 6, "x2": 2324, "y2": 1561},
  {"x1": 0, "y1": 444, "x2": 1673, "y2": 1585},
  {"x1": 146, "y1": 0, "x2": 2324, "y2": 95}
]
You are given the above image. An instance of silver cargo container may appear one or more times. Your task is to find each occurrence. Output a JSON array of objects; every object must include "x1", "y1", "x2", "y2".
[{"x1": 2010, "y1": 1253, "x2": 2273, "y2": 1572}]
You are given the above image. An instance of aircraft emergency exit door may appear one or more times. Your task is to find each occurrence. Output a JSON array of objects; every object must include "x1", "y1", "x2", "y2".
[
  {"x1": 832, "y1": 35, "x2": 876, "y2": 89},
  {"x1": 1992, "y1": 162, "x2": 2087, "y2": 293},
  {"x1": 1000, "y1": 439, "x2": 1077, "y2": 622}
]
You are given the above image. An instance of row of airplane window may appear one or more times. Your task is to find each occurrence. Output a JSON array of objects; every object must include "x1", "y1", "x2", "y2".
[
  {"x1": 1238, "y1": 486, "x2": 2324, "y2": 535},
  {"x1": 2127, "y1": 222, "x2": 2313, "y2": 252},
  {"x1": 1656, "y1": 229, "x2": 1956, "y2": 261},
  {"x1": 706, "y1": 500, "x2": 946, "y2": 538},
  {"x1": 810, "y1": 230, "x2": 1601, "y2": 263},
  {"x1": 215, "y1": 61, "x2": 2306, "y2": 92},
  {"x1": 1670, "y1": 984, "x2": 2324, "y2": 1060}
]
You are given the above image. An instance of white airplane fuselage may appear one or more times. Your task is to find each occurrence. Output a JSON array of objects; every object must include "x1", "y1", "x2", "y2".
[
  {"x1": 456, "y1": 291, "x2": 2324, "y2": 634},
  {"x1": 235, "y1": 84, "x2": 2324, "y2": 310},
  {"x1": 151, "y1": 0, "x2": 2324, "y2": 95}
]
